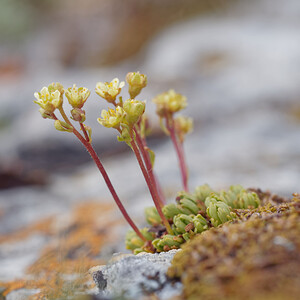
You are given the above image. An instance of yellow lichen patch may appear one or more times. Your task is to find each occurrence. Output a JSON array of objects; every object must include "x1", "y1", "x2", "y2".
[
  {"x1": 0, "y1": 217, "x2": 55, "y2": 244},
  {"x1": 168, "y1": 198, "x2": 300, "y2": 300},
  {"x1": 0, "y1": 280, "x2": 26, "y2": 297},
  {"x1": 0, "y1": 201, "x2": 121, "y2": 299}
]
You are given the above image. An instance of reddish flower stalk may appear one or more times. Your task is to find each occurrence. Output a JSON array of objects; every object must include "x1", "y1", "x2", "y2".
[
  {"x1": 139, "y1": 133, "x2": 166, "y2": 204},
  {"x1": 166, "y1": 115, "x2": 189, "y2": 192},
  {"x1": 80, "y1": 123, "x2": 90, "y2": 142},
  {"x1": 129, "y1": 130, "x2": 173, "y2": 234},
  {"x1": 133, "y1": 127, "x2": 165, "y2": 206},
  {"x1": 56, "y1": 108, "x2": 146, "y2": 242},
  {"x1": 112, "y1": 100, "x2": 165, "y2": 204}
]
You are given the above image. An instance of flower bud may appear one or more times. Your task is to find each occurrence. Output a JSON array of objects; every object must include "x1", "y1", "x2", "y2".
[
  {"x1": 65, "y1": 84, "x2": 90, "y2": 109},
  {"x1": 152, "y1": 89, "x2": 187, "y2": 117},
  {"x1": 39, "y1": 108, "x2": 54, "y2": 120},
  {"x1": 126, "y1": 71, "x2": 147, "y2": 99},
  {"x1": 123, "y1": 99, "x2": 146, "y2": 126},
  {"x1": 71, "y1": 108, "x2": 86, "y2": 123},
  {"x1": 54, "y1": 120, "x2": 73, "y2": 133},
  {"x1": 174, "y1": 116, "x2": 193, "y2": 143},
  {"x1": 95, "y1": 78, "x2": 125, "y2": 103}
]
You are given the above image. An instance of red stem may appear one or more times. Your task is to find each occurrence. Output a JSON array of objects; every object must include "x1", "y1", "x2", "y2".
[
  {"x1": 75, "y1": 131, "x2": 146, "y2": 241},
  {"x1": 134, "y1": 127, "x2": 165, "y2": 206},
  {"x1": 140, "y1": 135, "x2": 166, "y2": 204},
  {"x1": 55, "y1": 109, "x2": 146, "y2": 242},
  {"x1": 129, "y1": 130, "x2": 173, "y2": 234},
  {"x1": 166, "y1": 116, "x2": 189, "y2": 192},
  {"x1": 80, "y1": 123, "x2": 90, "y2": 142}
]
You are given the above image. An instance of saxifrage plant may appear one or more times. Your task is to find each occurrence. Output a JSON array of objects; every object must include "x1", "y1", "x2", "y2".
[{"x1": 34, "y1": 72, "x2": 260, "y2": 254}]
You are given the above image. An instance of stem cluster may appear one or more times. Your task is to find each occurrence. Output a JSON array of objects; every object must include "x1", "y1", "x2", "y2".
[
  {"x1": 34, "y1": 74, "x2": 193, "y2": 253},
  {"x1": 54, "y1": 105, "x2": 147, "y2": 242}
]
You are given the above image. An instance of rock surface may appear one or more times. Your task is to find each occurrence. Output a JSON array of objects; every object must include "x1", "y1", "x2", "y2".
[{"x1": 91, "y1": 250, "x2": 182, "y2": 299}]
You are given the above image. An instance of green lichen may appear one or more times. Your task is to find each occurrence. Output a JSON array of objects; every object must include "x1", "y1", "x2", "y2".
[{"x1": 168, "y1": 195, "x2": 300, "y2": 300}]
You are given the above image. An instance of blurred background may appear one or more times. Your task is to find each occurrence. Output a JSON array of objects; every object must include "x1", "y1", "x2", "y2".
[{"x1": 0, "y1": 0, "x2": 300, "y2": 294}]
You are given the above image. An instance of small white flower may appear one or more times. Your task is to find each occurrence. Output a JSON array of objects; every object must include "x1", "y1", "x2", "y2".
[
  {"x1": 34, "y1": 86, "x2": 62, "y2": 114},
  {"x1": 95, "y1": 78, "x2": 125, "y2": 103},
  {"x1": 97, "y1": 106, "x2": 125, "y2": 128},
  {"x1": 65, "y1": 84, "x2": 90, "y2": 108},
  {"x1": 126, "y1": 72, "x2": 147, "y2": 99}
]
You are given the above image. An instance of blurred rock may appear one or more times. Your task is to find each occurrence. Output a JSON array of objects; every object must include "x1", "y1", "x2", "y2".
[
  {"x1": 0, "y1": 160, "x2": 47, "y2": 190},
  {"x1": 91, "y1": 250, "x2": 181, "y2": 299},
  {"x1": 6, "y1": 289, "x2": 40, "y2": 300},
  {"x1": 0, "y1": 234, "x2": 48, "y2": 281}
]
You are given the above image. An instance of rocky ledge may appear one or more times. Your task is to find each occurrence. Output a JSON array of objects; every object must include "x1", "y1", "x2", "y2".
[
  {"x1": 90, "y1": 250, "x2": 182, "y2": 300},
  {"x1": 91, "y1": 192, "x2": 300, "y2": 300}
]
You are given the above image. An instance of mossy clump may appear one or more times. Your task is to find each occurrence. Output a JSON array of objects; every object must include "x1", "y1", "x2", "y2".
[
  {"x1": 126, "y1": 184, "x2": 261, "y2": 253},
  {"x1": 167, "y1": 194, "x2": 300, "y2": 300}
]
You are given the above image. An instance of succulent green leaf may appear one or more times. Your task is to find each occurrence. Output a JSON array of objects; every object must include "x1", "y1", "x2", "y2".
[
  {"x1": 162, "y1": 203, "x2": 182, "y2": 220},
  {"x1": 193, "y1": 214, "x2": 209, "y2": 233},
  {"x1": 125, "y1": 228, "x2": 155, "y2": 251},
  {"x1": 179, "y1": 198, "x2": 199, "y2": 215},
  {"x1": 144, "y1": 207, "x2": 161, "y2": 226},
  {"x1": 152, "y1": 235, "x2": 184, "y2": 252},
  {"x1": 194, "y1": 184, "x2": 214, "y2": 203},
  {"x1": 173, "y1": 214, "x2": 193, "y2": 234}
]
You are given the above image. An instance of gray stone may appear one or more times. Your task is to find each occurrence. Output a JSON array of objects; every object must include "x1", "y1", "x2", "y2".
[{"x1": 90, "y1": 250, "x2": 182, "y2": 299}]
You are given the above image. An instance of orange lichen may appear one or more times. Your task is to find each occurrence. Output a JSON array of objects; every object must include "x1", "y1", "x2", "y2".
[
  {"x1": 0, "y1": 217, "x2": 54, "y2": 244},
  {"x1": 0, "y1": 280, "x2": 26, "y2": 297},
  {"x1": 0, "y1": 201, "x2": 121, "y2": 299}
]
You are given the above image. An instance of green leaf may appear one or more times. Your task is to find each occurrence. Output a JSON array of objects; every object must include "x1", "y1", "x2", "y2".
[{"x1": 146, "y1": 148, "x2": 156, "y2": 167}]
